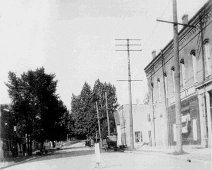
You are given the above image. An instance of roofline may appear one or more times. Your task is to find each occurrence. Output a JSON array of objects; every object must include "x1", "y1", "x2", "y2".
[
  {"x1": 117, "y1": 103, "x2": 149, "y2": 111},
  {"x1": 144, "y1": 0, "x2": 212, "y2": 72}
]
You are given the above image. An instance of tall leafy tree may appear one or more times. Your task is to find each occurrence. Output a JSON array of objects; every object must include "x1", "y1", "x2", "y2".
[
  {"x1": 71, "y1": 79, "x2": 118, "y2": 139},
  {"x1": 93, "y1": 79, "x2": 118, "y2": 138},
  {"x1": 6, "y1": 67, "x2": 69, "y2": 155},
  {"x1": 71, "y1": 82, "x2": 97, "y2": 139}
]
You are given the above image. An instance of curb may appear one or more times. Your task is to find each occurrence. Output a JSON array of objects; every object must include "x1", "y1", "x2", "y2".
[{"x1": 133, "y1": 149, "x2": 211, "y2": 163}]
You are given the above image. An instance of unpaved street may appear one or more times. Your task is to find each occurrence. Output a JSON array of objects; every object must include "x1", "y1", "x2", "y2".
[{"x1": 2, "y1": 141, "x2": 210, "y2": 170}]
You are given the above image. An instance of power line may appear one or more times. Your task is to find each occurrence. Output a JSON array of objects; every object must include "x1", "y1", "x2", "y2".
[
  {"x1": 116, "y1": 50, "x2": 142, "y2": 51},
  {"x1": 145, "y1": 0, "x2": 172, "y2": 48},
  {"x1": 116, "y1": 44, "x2": 142, "y2": 46},
  {"x1": 117, "y1": 80, "x2": 143, "y2": 82},
  {"x1": 156, "y1": 19, "x2": 196, "y2": 28},
  {"x1": 115, "y1": 39, "x2": 141, "y2": 41}
]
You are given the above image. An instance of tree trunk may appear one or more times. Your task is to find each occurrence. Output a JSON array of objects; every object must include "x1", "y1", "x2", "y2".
[
  {"x1": 27, "y1": 134, "x2": 29, "y2": 156},
  {"x1": 29, "y1": 138, "x2": 32, "y2": 156}
]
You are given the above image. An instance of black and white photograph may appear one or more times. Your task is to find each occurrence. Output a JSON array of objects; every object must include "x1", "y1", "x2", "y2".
[{"x1": 0, "y1": 0, "x2": 211, "y2": 169}]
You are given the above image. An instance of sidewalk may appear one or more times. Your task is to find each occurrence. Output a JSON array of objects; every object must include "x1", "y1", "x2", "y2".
[{"x1": 135, "y1": 145, "x2": 211, "y2": 162}]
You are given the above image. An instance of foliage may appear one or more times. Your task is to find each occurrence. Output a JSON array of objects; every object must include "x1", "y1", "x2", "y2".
[
  {"x1": 71, "y1": 79, "x2": 118, "y2": 139},
  {"x1": 0, "y1": 104, "x2": 16, "y2": 144},
  {"x1": 71, "y1": 83, "x2": 96, "y2": 139},
  {"x1": 6, "y1": 67, "x2": 69, "y2": 154}
]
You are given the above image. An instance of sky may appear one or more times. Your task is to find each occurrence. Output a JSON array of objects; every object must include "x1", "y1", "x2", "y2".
[{"x1": 0, "y1": 0, "x2": 207, "y2": 110}]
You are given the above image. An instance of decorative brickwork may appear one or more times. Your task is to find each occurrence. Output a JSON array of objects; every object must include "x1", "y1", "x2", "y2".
[{"x1": 144, "y1": 1, "x2": 212, "y2": 147}]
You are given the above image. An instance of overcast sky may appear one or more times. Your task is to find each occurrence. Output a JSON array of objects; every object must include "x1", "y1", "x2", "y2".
[{"x1": 0, "y1": 0, "x2": 207, "y2": 109}]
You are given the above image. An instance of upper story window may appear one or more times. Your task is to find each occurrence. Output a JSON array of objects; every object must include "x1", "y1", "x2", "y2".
[
  {"x1": 164, "y1": 72, "x2": 168, "y2": 96},
  {"x1": 151, "y1": 82, "x2": 154, "y2": 89},
  {"x1": 204, "y1": 38, "x2": 212, "y2": 76},
  {"x1": 150, "y1": 81, "x2": 154, "y2": 103},
  {"x1": 157, "y1": 78, "x2": 161, "y2": 101},
  {"x1": 180, "y1": 59, "x2": 186, "y2": 87},
  {"x1": 147, "y1": 113, "x2": 151, "y2": 122},
  {"x1": 171, "y1": 66, "x2": 175, "y2": 93},
  {"x1": 191, "y1": 50, "x2": 197, "y2": 83}
]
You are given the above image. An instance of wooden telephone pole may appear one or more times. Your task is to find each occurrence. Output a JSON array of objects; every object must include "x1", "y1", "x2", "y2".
[
  {"x1": 115, "y1": 38, "x2": 142, "y2": 150},
  {"x1": 96, "y1": 102, "x2": 102, "y2": 147},
  {"x1": 105, "y1": 92, "x2": 110, "y2": 136},
  {"x1": 172, "y1": 0, "x2": 183, "y2": 153},
  {"x1": 156, "y1": 0, "x2": 198, "y2": 153}
]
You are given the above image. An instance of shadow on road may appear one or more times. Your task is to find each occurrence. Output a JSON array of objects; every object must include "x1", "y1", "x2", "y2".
[
  {"x1": 1, "y1": 142, "x2": 94, "y2": 169},
  {"x1": 27, "y1": 148, "x2": 94, "y2": 163},
  {"x1": 2, "y1": 149, "x2": 94, "y2": 169},
  {"x1": 60, "y1": 146, "x2": 86, "y2": 151}
]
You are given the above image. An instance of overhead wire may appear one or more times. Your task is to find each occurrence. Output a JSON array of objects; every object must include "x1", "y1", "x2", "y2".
[{"x1": 145, "y1": 0, "x2": 172, "y2": 49}]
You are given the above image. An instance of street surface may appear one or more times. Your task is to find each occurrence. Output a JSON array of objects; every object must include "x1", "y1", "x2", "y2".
[{"x1": 2, "y1": 141, "x2": 211, "y2": 170}]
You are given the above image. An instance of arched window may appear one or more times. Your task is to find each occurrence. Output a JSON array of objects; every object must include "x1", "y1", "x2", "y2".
[
  {"x1": 157, "y1": 78, "x2": 161, "y2": 101},
  {"x1": 151, "y1": 82, "x2": 154, "y2": 88},
  {"x1": 190, "y1": 49, "x2": 197, "y2": 83},
  {"x1": 180, "y1": 58, "x2": 186, "y2": 87},
  {"x1": 164, "y1": 72, "x2": 168, "y2": 96},
  {"x1": 171, "y1": 66, "x2": 175, "y2": 92}
]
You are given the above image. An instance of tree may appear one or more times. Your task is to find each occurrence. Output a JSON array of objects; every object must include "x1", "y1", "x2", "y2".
[
  {"x1": 0, "y1": 104, "x2": 17, "y2": 156},
  {"x1": 71, "y1": 79, "x2": 118, "y2": 140},
  {"x1": 71, "y1": 82, "x2": 97, "y2": 139},
  {"x1": 6, "y1": 67, "x2": 68, "y2": 155},
  {"x1": 93, "y1": 79, "x2": 118, "y2": 138}
]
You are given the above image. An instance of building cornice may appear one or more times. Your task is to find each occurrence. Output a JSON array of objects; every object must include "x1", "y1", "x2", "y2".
[{"x1": 144, "y1": 0, "x2": 212, "y2": 74}]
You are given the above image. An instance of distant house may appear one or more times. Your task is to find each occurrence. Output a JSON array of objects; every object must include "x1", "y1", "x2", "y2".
[
  {"x1": 116, "y1": 104, "x2": 151, "y2": 147},
  {"x1": 0, "y1": 104, "x2": 14, "y2": 157}
]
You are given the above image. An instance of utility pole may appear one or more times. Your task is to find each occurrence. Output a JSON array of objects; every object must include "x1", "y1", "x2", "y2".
[
  {"x1": 96, "y1": 102, "x2": 102, "y2": 147},
  {"x1": 172, "y1": 0, "x2": 182, "y2": 154},
  {"x1": 156, "y1": 0, "x2": 196, "y2": 154},
  {"x1": 200, "y1": 14, "x2": 208, "y2": 148},
  {"x1": 161, "y1": 50, "x2": 169, "y2": 148},
  {"x1": 115, "y1": 38, "x2": 142, "y2": 150},
  {"x1": 105, "y1": 92, "x2": 110, "y2": 136},
  {"x1": 150, "y1": 77, "x2": 156, "y2": 147}
]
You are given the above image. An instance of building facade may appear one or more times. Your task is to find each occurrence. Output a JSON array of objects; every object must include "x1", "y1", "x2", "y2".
[
  {"x1": 116, "y1": 104, "x2": 151, "y2": 147},
  {"x1": 144, "y1": 1, "x2": 212, "y2": 147}
]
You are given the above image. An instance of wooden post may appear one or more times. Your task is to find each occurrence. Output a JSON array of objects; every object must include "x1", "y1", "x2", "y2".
[
  {"x1": 161, "y1": 51, "x2": 169, "y2": 147},
  {"x1": 173, "y1": 0, "x2": 183, "y2": 153},
  {"x1": 96, "y1": 102, "x2": 102, "y2": 147},
  {"x1": 105, "y1": 92, "x2": 110, "y2": 136},
  {"x1": 126, "y1": 39, "x2": 134, "y2": 150}
]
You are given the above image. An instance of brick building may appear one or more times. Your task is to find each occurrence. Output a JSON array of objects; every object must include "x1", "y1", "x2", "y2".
[{"x1": 144, "y1": 1, "x2": 212, "y2": 147}]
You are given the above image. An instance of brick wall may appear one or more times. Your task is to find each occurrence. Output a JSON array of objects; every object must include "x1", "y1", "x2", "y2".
[{"x1": 144, "y1": 1, "x2": 212, "y2": 147}]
